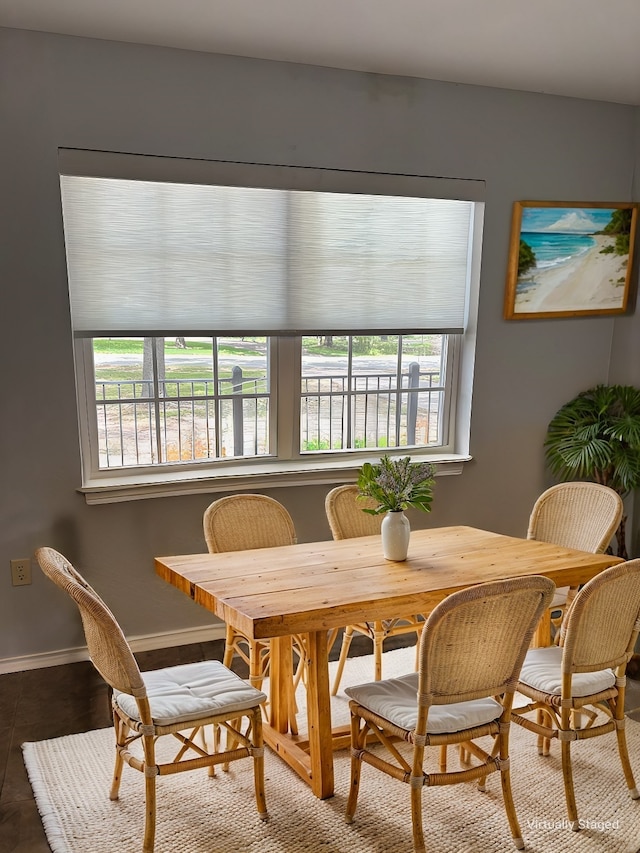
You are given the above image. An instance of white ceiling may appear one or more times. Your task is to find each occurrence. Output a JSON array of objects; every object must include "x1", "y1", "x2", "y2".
[{"x1": 3, "y1": 0, "x2": 640, "y2": 106}]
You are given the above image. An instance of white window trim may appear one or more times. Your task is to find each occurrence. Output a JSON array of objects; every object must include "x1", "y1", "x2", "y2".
[
  {"x1": 77, "y1": 454, "x2": 472, "y2": 504},
  {"x1": 75, "y1": 332, "x2": 475, "y2": 505}
]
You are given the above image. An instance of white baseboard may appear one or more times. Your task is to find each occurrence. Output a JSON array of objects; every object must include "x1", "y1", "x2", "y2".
[{"x1": 0, "y1": 623, "x2": 226, "y2": 675}]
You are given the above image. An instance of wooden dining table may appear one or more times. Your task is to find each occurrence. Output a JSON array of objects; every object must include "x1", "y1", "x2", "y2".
[{"x1": 155, "y1": 524, "x2": 623, "y2": 800}]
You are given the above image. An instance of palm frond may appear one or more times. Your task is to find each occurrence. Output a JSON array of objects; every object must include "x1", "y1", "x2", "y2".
[{"x1": 544, "y1": 384, "x2": 640, "y2": 496}]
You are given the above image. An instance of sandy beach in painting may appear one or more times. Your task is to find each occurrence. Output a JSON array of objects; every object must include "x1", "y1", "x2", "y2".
[{"x1": 515, "y1": 234, "x2": 628, "y2": 313}]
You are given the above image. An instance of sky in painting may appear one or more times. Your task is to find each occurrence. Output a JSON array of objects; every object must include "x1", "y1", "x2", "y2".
[{"x1": 521, "y1": 207, "x2": 616, "y2": 234}]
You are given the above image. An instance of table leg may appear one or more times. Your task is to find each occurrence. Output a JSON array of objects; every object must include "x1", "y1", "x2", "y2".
[
  {"x1": 532, "y1": 607, "x2": 551, "y2": 648},
  {"x1": 269, "y1": 636, "x2": 294, "y2": 733},
  {"x1": 304, "y1": 630, "x2": 334, "y2": 799}
]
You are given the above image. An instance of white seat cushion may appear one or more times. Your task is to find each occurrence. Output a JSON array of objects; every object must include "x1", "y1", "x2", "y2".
[
  {"x1": 518, "y1": 646, "x2": 615, "y2": 698},
  {"x1": 114, "y1": 660, "x2": 267, "y2": 726},
  {"x1": 345, "y1": 673, "x2": 503, "y2": 734}
]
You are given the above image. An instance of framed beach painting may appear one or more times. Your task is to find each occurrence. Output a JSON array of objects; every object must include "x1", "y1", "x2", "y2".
[{"x1": 504, "y1": 201, "x2": 638, "y2": 319}]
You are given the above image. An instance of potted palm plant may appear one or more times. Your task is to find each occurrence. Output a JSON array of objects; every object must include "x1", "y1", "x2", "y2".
[{"x1": 544, "y1": 384, "x2": 640, "y2": 559}]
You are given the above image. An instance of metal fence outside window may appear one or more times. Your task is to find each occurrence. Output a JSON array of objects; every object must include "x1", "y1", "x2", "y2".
[{"x1": 95, "y1": 364, "x2": 442, "y2": 468}]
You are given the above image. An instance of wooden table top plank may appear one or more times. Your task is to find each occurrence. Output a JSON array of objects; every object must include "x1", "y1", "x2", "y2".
[
  {"x1": 156, "y1": 526, "x2": 612, "y2": 590},
  {"x1": 156, "y1": 526, "x2": 515, "y2": 586},
  {"x1": 155, "y1": 526, "x2": 623, "y2": 639}
]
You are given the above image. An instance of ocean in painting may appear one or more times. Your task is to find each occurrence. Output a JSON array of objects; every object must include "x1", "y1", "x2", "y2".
[
  {"x1": 514, "y1": 206, "x2": 622, "y2": 301},
  {"x1": 520, "y1": 231, "x2": 596, "y2": 273}
]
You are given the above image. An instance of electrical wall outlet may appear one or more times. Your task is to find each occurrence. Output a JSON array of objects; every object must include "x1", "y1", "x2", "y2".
[{"x1": 10, "y1": 558, "x2": 32, "y2": 586}]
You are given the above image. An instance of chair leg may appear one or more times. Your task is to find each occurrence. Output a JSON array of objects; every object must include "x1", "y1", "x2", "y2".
[
  {"x1": 560, "y1": 737, "x2": 580, "y2": 829},
  {"x1": 142, "y1": 734, "x2": 157, "y2": 853},
  {"x1": 109, "y1": 712, "x2": 126, "y2": 800},
  {"x1": 292, "y1": 635, "x2": 306, "y2": 690},
  {"x1": 439, "y1": 745, "x2": 447, "y2": 772},
  {"x1": 410, "y1": 742, "x2": 427, "y2": 853},
  {"x1": 222, "y1": 724, "x2": 236, "y2": 773},
  {"x1": 288, "y1": 673, "x2": 299, "y2": 737},
  {"x1": 559, "y1": 702, "x2": 579, "y2": 829},
  {"x1": 345, "y1": 712, "x2": 363, "y2": 823},
  {"x1": 327, "y1": 627, "x2": 340, "y2": 655},
  {"x1": 498, "y1": 725, "x2": 524, "y2": 850},
  {"x1": 536, "y1": 709, "x2": 551, "y2": 756},
  {"x1": 616, "y1": 721, "x2": 640, "y2": 798},
  {"x1": 613, "y1": 686, "x2": 640, "y2": 798},
  {"x1": 225, "y1": 635, "x2": 269, "y2": 769},
  {"x1": 209, "y1": 723, "x2": 218, "y2": 777},
  {"x1": 410, "y1": 785, "x2": 426, "y2": 853},
  {"x1": 223, "y1": 623, "x2": 236, "y2": 669},
  {"x1": 248, "y1": 640, "x2": 265, "y2": 692},
  {"x1": 458, "y1": 744, "x2": 470, "y2": 767},
  {"x1": 332, "y1": 626, "x2": 354, "y2": 695},
  {"x1": 372, "y1": 621, "x2": 384, "y2": 681},
  {"x1": 251, "y1": 708, "x2": 269, "y2": 821}
]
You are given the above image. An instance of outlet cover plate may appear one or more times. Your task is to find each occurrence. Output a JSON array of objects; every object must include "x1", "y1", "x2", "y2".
[{"x1": 10, "y1": 559, "x2": 32, "y2": 586}]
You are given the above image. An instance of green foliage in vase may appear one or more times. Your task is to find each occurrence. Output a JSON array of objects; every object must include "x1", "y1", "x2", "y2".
[{"x1": 357, "y1": 455, "x2": 436, "y2": 515}]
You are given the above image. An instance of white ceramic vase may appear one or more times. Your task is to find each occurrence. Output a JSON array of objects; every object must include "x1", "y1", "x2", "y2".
[{"x1": 381, "y1": 510, "x2": 410, "y2": 561}]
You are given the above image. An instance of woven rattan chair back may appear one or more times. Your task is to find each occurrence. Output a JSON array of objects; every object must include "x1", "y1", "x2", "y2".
[
  {"x1": 203, "y1": 494, "x2": 300, "y2": 729},
  {"x1": 344, "y1": 575, "x2": 555, "y2": 852},
  {"x1": 325, "y1": 484, "x2": 381, "y2": 540},
  {"x1": 203, "y1": 493, "x2": 297, "y2": 552},
  {"x1": 527, "y1": 482, "x2": 623, "y2": 642},
  {"x1": 527, "y1": 481, "x2": 622, "y2": 553},
  {"x1": 559, "y1": 558, "x2": 640, "y2": 671},
  {"x1": 35, "y1": 546, "x2": 145, "y2": 699},
  {"x1": 417, "y1": 575, "x2": 555, "y2": 708}
]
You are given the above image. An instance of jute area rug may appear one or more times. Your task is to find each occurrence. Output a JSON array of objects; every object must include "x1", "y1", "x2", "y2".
[{"x1": 23, "y1": 646, "x2": 640, "y2": 853}]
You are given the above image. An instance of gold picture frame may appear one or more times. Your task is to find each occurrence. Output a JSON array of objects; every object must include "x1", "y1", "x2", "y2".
[{"x1": 504, "y1": 201, "x2": 638, "y2": 319}]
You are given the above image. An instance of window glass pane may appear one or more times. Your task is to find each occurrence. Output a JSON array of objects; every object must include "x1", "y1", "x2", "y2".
[
  {"x1": 350, "y1": 335, "x2": 399, "y2": 450},
  {"x1": 93, "y1": 338, "x2": 152, "y2": 467},
  {"x1": 300, "y1": 335, "x2": 349, "y2": 451},
  {"x1": 399, "y1": 335, "x2": 446, "y2": 447},
  {"x1": 92, "y1": 336, "x2": 270, "y2": 468},
  {"x1": 299, "y1": 335, "x2": 446, "y2": 453}
]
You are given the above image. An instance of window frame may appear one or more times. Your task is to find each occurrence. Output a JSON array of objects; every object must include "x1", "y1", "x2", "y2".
[{"x1": 74, "y1": 332, "x2": 473, "y2": 504}]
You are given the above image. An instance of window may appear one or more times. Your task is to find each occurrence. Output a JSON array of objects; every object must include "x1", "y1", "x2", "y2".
[
  {"x1": 80, "y1": 332, "x2": 449, "y2": 468},
  {"x1": 88, "y1": 336, "x2": 271, "y2": 468},
  {"x1": 60, "y1": 151, "x2": 483, "y2": 500},
  {"x1": 300, "y1": 334, "x2": 450, "y2": 452}
]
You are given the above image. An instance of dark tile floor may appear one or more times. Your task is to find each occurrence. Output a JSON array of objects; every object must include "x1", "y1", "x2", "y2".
[{"x1": 2, "y1": 637, "x2": 640, "y2": 853}]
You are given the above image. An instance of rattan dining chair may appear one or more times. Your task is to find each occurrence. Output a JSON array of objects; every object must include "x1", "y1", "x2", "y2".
[
  {"x1": 325, "y1": 484, "x2": 425, "y2": 695},
  {"x1": 345, "y1": 575, "x2": 555, "y2": 853},
  {"x1": 203, "y1": 493, "x2": 301, "y2": 730},
  {"x1": 527, "y1": 482, "x2": 623, "y2": 640},
  {"x1": 511, "y1": 559, "x2": 640, "y2": 829},
  {"x1": 35, "y1": 547, "x2": 268, "y2": 853}
]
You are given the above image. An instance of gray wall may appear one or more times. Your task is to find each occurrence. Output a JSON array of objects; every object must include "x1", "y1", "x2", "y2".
[
  {"x1": 609, "y1": 108, "x2": 640, "y2": 558},
  {"x1": 2, "y1": 26, "x2": 639, "y2": 664}
]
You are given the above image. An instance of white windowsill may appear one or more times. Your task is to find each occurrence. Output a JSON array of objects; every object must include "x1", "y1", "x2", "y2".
[{"x1": 78, "y1": 453, "x2": 472, "y2": 504}]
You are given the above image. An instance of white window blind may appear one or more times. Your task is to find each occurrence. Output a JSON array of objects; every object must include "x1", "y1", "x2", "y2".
[{"x1": 59, "y1": 151, "x2": 483, "y2": 337}]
